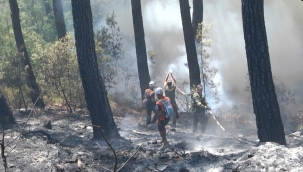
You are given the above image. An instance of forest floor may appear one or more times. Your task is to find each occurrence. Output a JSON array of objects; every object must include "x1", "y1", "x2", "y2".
[{"x1": 1, "y1": 106, "x2": 303, "y2": 172}]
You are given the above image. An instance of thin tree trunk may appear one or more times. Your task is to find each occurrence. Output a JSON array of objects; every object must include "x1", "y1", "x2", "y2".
[
  {"x1": 17, "y1": 61, "x2": 27, "y2": 111},
  {"x1": 18, "y1": 84, "x2": 27, "y2": 111},
  {"x1": 71, "y1": 0, "x2": 119, "y2": 139},
  {"x1": 179, "y1": 0, "x2": 201, "y2": 88},
  {"x1": 241, "y1": 0, "x2": 286, "y2": 145},
  {"x1": 52, "y1": 0, "x2": 66, "y2": 39},
  {"x1": 131, "y1": 0, "x2": 151, "y2": 99},
  {"x1": 9, "y1": 0, "x2": 45, "y2": 108}
]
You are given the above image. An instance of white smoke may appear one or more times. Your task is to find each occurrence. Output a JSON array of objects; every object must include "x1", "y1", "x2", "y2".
[{"x1": 69, "y1": 0, "x2": 303, "y2": 114}]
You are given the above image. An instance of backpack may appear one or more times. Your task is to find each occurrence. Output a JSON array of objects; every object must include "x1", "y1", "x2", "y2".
[{"x1": 158, "y1": 97, "x2": 175, "y2": 118}]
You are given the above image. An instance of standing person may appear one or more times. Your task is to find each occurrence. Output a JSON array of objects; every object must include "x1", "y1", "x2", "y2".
[
  {"x1": 191, "y1": 85, "x2": 211, "y2": 134},
  {"x1": 155, "y1": 87, "x2": 179, "y2": 149},
  {"x1": 164, "y1": 72, "x2": 178, "y2": 128},
  {"x1": 143, "y1": 81, "x2": 158, "y2": 126}
]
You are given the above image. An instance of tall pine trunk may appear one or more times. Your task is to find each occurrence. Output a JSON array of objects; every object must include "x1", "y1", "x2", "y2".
[
  {"x1": 179, "y1": 0, "x2": 201, "y2": 88},
  {"x1": 9, "y1": 0, "x2": 45, "y2": 108},
  {"x1": 52, "y1": 0, "x2": 66, "y2": 39},
  {"x1": 192, "y1": 0, "x2": 203, "y2": 37},
  {"x1": 71, "y1": 0, "x2": 119, "y2": 139},
  {"x1": 131, "y1": 0, "x2": 151, "y2": 98},
  {"x1": 241, "y1": 0, "x2": 286, "y2": 145}
]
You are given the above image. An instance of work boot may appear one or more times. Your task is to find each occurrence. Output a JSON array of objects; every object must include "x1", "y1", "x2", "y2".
[
  {"x1": 161, "y1": 141, "x2": 171, "y2": 150},
  {"x1": 171, "y1": 128, "x2": 176, "y2": 132},
  {"x1": 160, "y1": 140, "x2": 167, "y2": 144}
]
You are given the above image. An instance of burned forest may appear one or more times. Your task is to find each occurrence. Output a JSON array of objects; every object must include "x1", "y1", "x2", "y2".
[{"x1": 0, "y1": 0, "x2": 303, "y2": 171}]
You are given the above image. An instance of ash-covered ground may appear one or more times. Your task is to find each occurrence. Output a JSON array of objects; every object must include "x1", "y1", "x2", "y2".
[{"x1": 1, "y1": 108, "x2": 303, "y2": 172}]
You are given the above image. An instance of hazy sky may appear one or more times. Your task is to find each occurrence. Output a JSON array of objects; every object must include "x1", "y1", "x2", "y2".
[{"x1": 94, "y1": 0, "x2": 303, "y2": 113}]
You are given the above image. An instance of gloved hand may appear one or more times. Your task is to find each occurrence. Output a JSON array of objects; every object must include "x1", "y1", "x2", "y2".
[{"x1": 204, "y1": 106, "x2": 211, "y2": 110}]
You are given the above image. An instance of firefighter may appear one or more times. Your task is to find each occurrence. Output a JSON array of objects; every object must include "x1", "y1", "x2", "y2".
[
  {"x1": 191, "y1": 85, "x2": 211, "y2": 134},
  {"x1": 164, "y1": 72, "x2": 178, "y2": 128},
  {"x1": 143, "y1": 81, "x2": 158, "y2": 126},
  {"x1": 155, "y1": 87, "x2": 179, "y2": 149}
]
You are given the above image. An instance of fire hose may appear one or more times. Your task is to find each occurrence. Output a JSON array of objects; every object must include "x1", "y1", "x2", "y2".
[
  {"x1": 168, "y1": 73, "x2": 254, "y2": 144},
  {"x1": 207, "y1": 110, "x2": 245, "y2": 143},
  {"x1": 168, "y1": 73, "x2": 188, "y2": 96}
]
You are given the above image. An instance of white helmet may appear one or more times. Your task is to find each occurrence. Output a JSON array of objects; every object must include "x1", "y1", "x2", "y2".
[
  {"x1": 155, "y1": 87, "x2": 163, "y2": 95},
  {"x1": 149, "y1": 81, "x2": 156, "y2": 88}
]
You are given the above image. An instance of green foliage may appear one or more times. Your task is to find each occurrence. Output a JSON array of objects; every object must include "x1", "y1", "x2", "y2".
[
  {"x1": 95, "y1": 40, "x2": 117, "y2": 88},
  {"x1": 33, "y1": 34, "x2": 84, "y2": 112},
  {"x1": 97, "y1": 11, "x2": 123, "y2": 60},
  {"x1": 0, "y1": 1, "x2": 30, "y2": 108},
  {"x1": 19, "y1": 0, "x2": 56, "y2": 43},
  {"x1": 196, "y1": 22, "x2": 220, "y2": 103},
  {"x1": 95, "y1": 11, "x2": 124, "y2": 88},
  {"x1": 0, "y1": 1, "x2": 15, "y2": 74},
  {"x1": 0, "y1": 0, "x2": 57, "y2": 99},
  {"x1": 0, "y1": 0, "x2": 129, "y2": 110}
]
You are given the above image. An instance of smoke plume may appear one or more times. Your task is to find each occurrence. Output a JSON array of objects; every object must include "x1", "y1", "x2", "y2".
[{"x1": 82, "y1": 0, "x2": 303, "y2": 114}]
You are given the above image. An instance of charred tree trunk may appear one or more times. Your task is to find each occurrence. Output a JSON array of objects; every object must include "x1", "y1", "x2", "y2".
[
  {"x1": 241, "y1": 0, "x2": 286, "y2": 145},
  {"x1": 192, "y1": 0, "x2": 203, "y2": 37},
  {"x1": 0, "y1": 91, "x2": 16, "y2": 125},
  {"x1": 9, "y1": 0, "x2": 45, "y2": 108},
  {"x1": 52, "y1": 0, "x2": 66, "y2": 39},
  {"x1": 179, "y1": 0, "x2": 201, "y2": 88},
  {"x1": 131, "y1": 0, "x2": 151, "y2": 98},
  {"x1": 71, "y1": 0, "x2": 119, "y2": 139}
]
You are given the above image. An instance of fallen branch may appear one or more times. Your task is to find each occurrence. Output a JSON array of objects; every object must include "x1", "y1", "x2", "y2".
[
  {"x1": 57, "y1": 135, "x2": 71, "y2": 158},
  {"x1": 117, "y1": 143, "x2": 143, "y2": 172},
  {"x1": 5, "y1": 91, "x2": 44, "y2": 157},
  {"x1": 0, "y1": 91, "x2": 43, "y2": 171},
  {"x1": 91, "y1": 125, "x2": 143, "y2": 172},
  {"x1": 91, "y1": 125, "x2": 118, "y2": 172}
]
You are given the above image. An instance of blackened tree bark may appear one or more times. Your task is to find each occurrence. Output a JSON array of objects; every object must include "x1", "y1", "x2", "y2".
[
  {"x1": 71, "y1": 0, "x2": 119, "y2": 139},
  {"x1": 9, "y1": 0, "x2": 45, "y2": 108},
  {"x1": 242, "y1": 0, "x2": 286, "y2": 145},
  {"x1": 179, "y1": 0, "x2": 201, "y2": 88},
  {"x1": 131, "y1": 0, "x2": 151, "y2": 98},
  {"x1": 0, "y1": 91, "x2": 16, "y2": 125},
  {"x1": 52, "y1": 0, "x2": 66, "y2": 39},
  {"x1": 192, "y1": 0, "x2": 203, "y2": 37}
]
